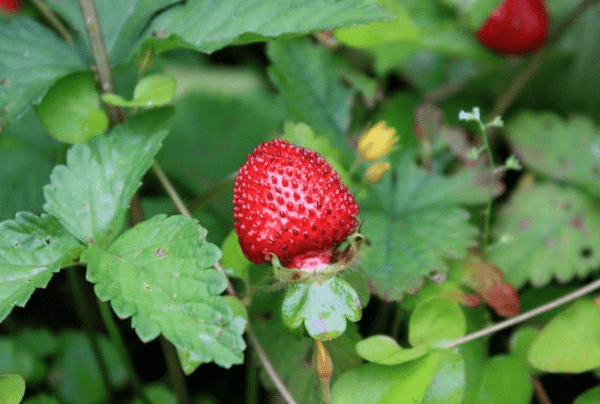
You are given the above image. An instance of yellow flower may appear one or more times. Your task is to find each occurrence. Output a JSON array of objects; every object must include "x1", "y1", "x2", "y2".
[
  {"x1": 364, "y1": 162, "x2": 391, "y2": 184},
  {"x1": 358, "y1": 121, "x2": 398, "y2": 162}
]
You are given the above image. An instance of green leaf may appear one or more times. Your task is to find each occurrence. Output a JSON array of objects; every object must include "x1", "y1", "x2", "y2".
[
  {"x1": 219, "y1": 231, "x2": 251, "y2": 286},
  {"x1": 575, "y1": 385, "x2": 600, "y2": 404},
  {"x1": 509, "y1": 327, "x2": 539, "y2": 374},
  {"x1": 132, "y1": 384, "x2": 177, "y2": 404},
  {"x1": 101, "y1": 74, "x2": 176, "y2": 108},
  {"x1": 51, "y1": 331, "x2": 127, "y2": 404},
  {"x1": 46, "y1": 0, "x2": 179, "y2": 66},
  {"x1": 356, "y1": 335, "x2": 430, "y2": 365},
  {"x1": 332, "y1": 349, "x2": 454, "y2": 404},
  {"x1": 36, "y1": 72, "x2": 108, "y2": 144},
  {"x1": 0, "y1": 212, "x2": 82, "y2": 323},
  {"x1": 361, "y1": 152, "x2": 488, "y2": 300},
  {"x1": 281, "y1": 276, "x2": 361, "y2": 340},
  {"x1": 43, "y1": 108, "x2": 172, "y2": 246},
  {"x1": 22, "y1": 395, "x2": 62, "y2": 404},
  {"x1": 487, "y1": 182, "x2": 600, "y2": 288},
  {"x1": 506, "y1": 112, "x2": 600, "y2": 196},
  {"x1": 0, "y1": 338, "x2": 46, "y2": 386},
  {"x1": 474, "y1": 356, "x2": 532, "y2": 404},
  {"x1": 13, "y1": 328, "x2": 59, "y2": 358},
  {"x1": 0, "y1": 374, "x2": 25, "y2": 404},
  {"x1": 141, "y1": 0, "x2": 390, "y2": 55},
  {"x1": 267, "y1": 39, "x2": 353, "y2": 155},
  {"x1": 81, "y1": 215, "x2": 247, "y2": 368},
  {"x1": 528, "y1": 299, "x2": 600, "y2": 373},
  {"x1": 0, "y1": 17, "x2": 85, "y2": 125},
  {"x1": 422, "y1": 350, "x2": 465, "y2": 404},
  {"x1": 409, "y1": 297, "x2": 466, "y2": 348}
]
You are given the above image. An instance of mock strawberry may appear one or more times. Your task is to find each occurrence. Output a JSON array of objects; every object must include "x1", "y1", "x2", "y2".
[
  {"x1": 476, "y1": 0, "x2": 550, "y2": 55},
  {"x1": 0, "y1": 0, "x2": 21, "y2": 13},
  {"x1": 233, "y1": 140, "x2": 359, "y2": 269}
]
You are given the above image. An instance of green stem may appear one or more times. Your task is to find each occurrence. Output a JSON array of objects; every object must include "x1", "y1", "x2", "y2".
[
  {"x1": 480, "y1": 125, "x2": 496, "y2": 255},
  {"x1": 245, "y1": 358, "x2": 259, "y2": 404},
  {"x1": 97, "y1": 300, "x2": 152, "y2": 404},
  {"x1": 30, "y1": 0, "x2": 74, "y2": 45},
  {"x1": 66, "y1": 267, "x2": 113, "y2": 401},
  {"x1": 160, "y1": 337, "x2": 191, "y2": 404}
]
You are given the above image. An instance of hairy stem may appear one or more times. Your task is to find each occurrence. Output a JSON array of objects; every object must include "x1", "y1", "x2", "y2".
[
  {"x1": 443, "y1": 277, "x2": 600, "y2": 349},
  {"x1": 480, "y1": 125, "x2": 496, "y2": 254},
  {"x1": 160, "y1": 337, "x2": 192, "y2": 404},
  {"x1": 154, "y1": 163, "x2": 298, "y2": 404},
  {"x1": 30, "y1": 0, "x2": 73, "y2": 45}
]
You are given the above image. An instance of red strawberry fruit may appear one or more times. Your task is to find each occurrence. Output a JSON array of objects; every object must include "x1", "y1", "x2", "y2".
[
  {"x1": 233, "y1": 140, "x2": 359, "y2": 270},
  {"x1": 0, "y1": 0, "x2": 22, "y2": 13},
  {"x1": 476, "y1": 0, "x2": 550, "y2": 55}
]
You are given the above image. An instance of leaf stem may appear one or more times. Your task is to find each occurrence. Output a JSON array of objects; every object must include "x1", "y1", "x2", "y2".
[
  {"x1": 97, "y1": 300, "x2": 153, "y2": 404},
  {"x1": 76, "y1": 0, "x2": 119, "y2": 124},
  {"x1": 65, "y1": 267, "x2": 113, "y2": 402},
  {"x1": 30, "y1": 0, "x2": 74, "y2": 45},
  {"x1": 480, "y1": 125, "x2": 495, "y2": 254},
  {"x1": 154, "y1": 162, "x2": 298, "y2": 404},
  {"x1": 442, "y1": 276, "x2": 600, "y2": 349}
]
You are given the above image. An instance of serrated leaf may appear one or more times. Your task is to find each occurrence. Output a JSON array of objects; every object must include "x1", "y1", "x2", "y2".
[
  {"x1": 46, "y1": 0, "x2": 179, "y2": 66},
  {"x1": 281, "y1": 276, "x2": 361, "y2": 340},
  {"x1": 488, "y1": 182, "x2": 600, "y2": 288},
  {"x1": 141, "y1": 0, "x2": 390, "y2": 55},
  {"x1": 356, "y1": 335, "x2": 430, "y2": 365},
  {"x1": 506, "y1": 111, "x2": 600, "y2": 196},
  {"x1": 409, "y1": 297, "x2": 466, "y2": 348},
  {"x1": 36, "y1": 72, "x2": 108, "y2": 144},
  {"x1": 0, "y1": 374, "x2": 25, "y2": 404},
  {"x1": 81, "y1": 215, "x2": 247, "y2": 368},
  {"x1": 528, "y1": 299, "x2": 600, "y2": 373},
  {"x1": 43, "y1": 108, "x2": 172, "y2": 246},
  {"x1": 0, "y1": 212, "x2": 82, "y2": 323},
  {"x1": 268, "y1": 39, "x2": 353, "y2": 156},
  {"x1": 102, "y1": 74, "x2": 176, "y2": 108},
  {"x1": 361, "y1": 152, "x2": 488, "y2": 301},
  {"x1": 0, "y1": 17, "x2": 85, "y2": 125}
]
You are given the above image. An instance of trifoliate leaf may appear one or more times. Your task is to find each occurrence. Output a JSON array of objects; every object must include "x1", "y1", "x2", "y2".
[
  {"x1": 268, "y1": 39, "x2": 353, "y2": 157},
  {"x1": 0, "y1": 17, "x2": 85, "y2": 125},
  {"x1": 528, "y1": 299, "x2": 600, "y2": 373},
  {"x1": 141, "y1": 0, "x2": 391, "y2": 55},
  {"x1": 81, "y1": 215, "x2": 247, "y2": 368},
  {"x1": 0, "y1": 212, "x2": 82, "y2": 323},
  {"x1": 0, "y1": 374, "x2": 25, "y2": 404},
  {"x1": 43, "y1": 108, "x2": 172, "y2": 247},
  {"x1": 361, "y1": 152, "x2": 488, "y2": 301},
  {"x1": 506, "y1": 111, "x2": 600, "y2": 196},
  {"x1": 488, "y1": 182, "x2": 600, "y2": 288},
  {"x1": 36, "y1": 72, "x2": 108, "y2": 144},
  {"x1": 101, "y1": 74, "x2": 176, "y2": 108},
  {"x1": 281, "y1": 276, "x2": 361, "y2": 340}
]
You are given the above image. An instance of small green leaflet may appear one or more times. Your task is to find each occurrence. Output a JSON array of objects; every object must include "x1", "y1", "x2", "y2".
[
  {"x1": 505, "y1": 111, "x2": 600, "y2": 196},
  {"x1": 0, "y1": 212, "x2": 82, "y2": 323},
  {"x1": 101, "y1": 74, "x2": 176, "y2": 108},
  {"x1": 43, "y1": 108, "x2": 172, "y2": 247},
  {"x1": 141, "y1": 0, "x2": 391, "y2": 55},
  {"x1": 81, "y1": 215, "x2": 247, "y2": 368},
  {"x1": 0, "y1": 374, "x2": 25, "y2": 404},
  {"x1": 487, "y1": 182, "x2": 600, "y2": 288},
  {"x1": 0, "y1": 17, "x2": 86, "y2": 125},
  {"x1": 361, "y1": 152, "x2": 488, "y2": 301}
]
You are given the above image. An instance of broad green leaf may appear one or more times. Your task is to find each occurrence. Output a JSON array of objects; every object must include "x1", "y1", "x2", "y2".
[
  {"x1": 528, "y1": 299, "x2": 600, "y2": 373},
  {"x1": 281, "y1": 275, "x2": 361, "y2": 340},
  {"x1": 422, "y1": 350, "x2": 465, "y2": 404},
  {"x1": 141, "y1": 0, "x2": 391, "y2": 55},
  {"x1": 332, "y1": 349, "x2": 452, "y2": 404},
  {"x1": 132, "y1": 384, "x2": 176, "y2": 404},
  {"x1": 46, "y1": 0, "x2": 179, "y2": 66},
  {"x1": 0, "y1": 212, "x2": 82, "y2": 323},
  {"x1": 0, "y1": 338, "x2": 46, "y2": 386},
  {"x1": 0, "y1": 374, "x2": 25, "y2": 404},
  {"x1": 488, "y1": 182, "x2": 600, "y2": 288},
  {"x1": 51, "y1": 331, "x2": 127, "y2": 404},
  {"x1": 0, "y1": 17, "x2": 85, "y2": 125},
  {"x1": 361, "y1": 152, "x2": 488, "y2": 300},
  {"x1": 102, "y1": 74, "x2": 176, "y2": 108},
  {"x1": 575, "y1": 385, "x2": 600, "y2": 404},
  {"x1": 474, "y1": 356, "x2": 532, "y2": 404},
  {"x1": 13, "y1": 328, "x2": 58, "y2": 358},
  {"x1": 509, "y1": 327, "x2": 539, "y2": 374},
  {"x1": 252, "y1": 290, "x2": 362, "y2": 404},
  {"x1": 506, "y1": 112, "x2": 600, "y2": 196},
  {"x1": 36, "y1": 72, "x2": 108, "y2": 144},
  {"x1": 268, "y1": 39, "x2": 353, "y2": 156},
  {"x1": 219, "y1": 231, "x2": 251, "y2": 286},
  {"x1": 356, "y1": 335, "x2": 430, "y2": 365},
  {"x1": 409, "y1": 297, "x2": 466, "y2": 348},
  {"x1": 460, "y1": 306, "x2": 490, "y2": 404},
  {"x1": 81, "y1": 215, "x2": 247, "y2": 368},
  {"x1": 43, "y1": 108, "x2": 172, "y2": 246}
]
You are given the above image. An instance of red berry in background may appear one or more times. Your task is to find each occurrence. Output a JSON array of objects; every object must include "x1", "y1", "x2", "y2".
[
  {"x1": 0, "y1": 0, "x2": 22, "y2": 13},
  {"x1": 233, "y1": 140, "x2": 359, "y2": 270},
  {"x1": 476, "y1": 0, "x2": 550, "y2": 55}
]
